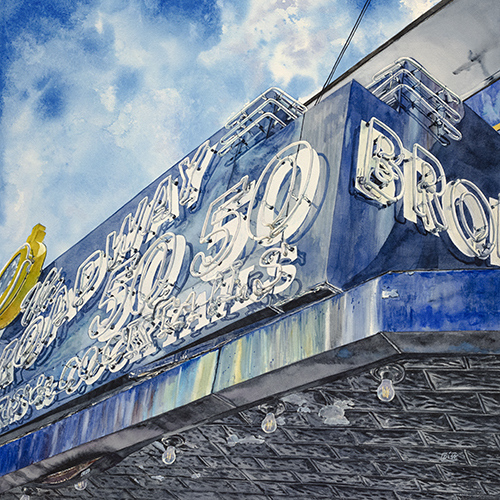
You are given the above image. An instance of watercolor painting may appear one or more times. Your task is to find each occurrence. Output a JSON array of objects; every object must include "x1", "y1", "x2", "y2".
[{"x1": 2, "y1": 0, "x2": 500, "y2": 498}]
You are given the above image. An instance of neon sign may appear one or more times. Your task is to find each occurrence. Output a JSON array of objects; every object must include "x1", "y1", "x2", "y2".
[
  {"x1": 356, "y1": 117, "x2": 498, "y2": 262},
  {"x1": 3, "y1": 80, "x2": 495, "y2": 433},
  {"x1": 0, "y1": 131, "x2": 322, "y2": 428}
]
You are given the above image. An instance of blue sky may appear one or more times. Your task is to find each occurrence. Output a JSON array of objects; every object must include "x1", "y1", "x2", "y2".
[{"x1": 0, "y1": 0, "x2": 439, "y2": 267}]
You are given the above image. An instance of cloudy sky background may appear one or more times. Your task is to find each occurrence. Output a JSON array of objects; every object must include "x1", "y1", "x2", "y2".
[{"x1": 0, "y1": 0, "x2": 440, "y2": 267}]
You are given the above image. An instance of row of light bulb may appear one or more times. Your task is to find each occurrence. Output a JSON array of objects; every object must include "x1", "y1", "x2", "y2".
[
  {"x1": 158, "y1": 369, "x2": 400, "y2": 467},
  {"x1": 258, "y1": 377, "x2": 397, "y2": 436},
  {"x1": 259, "y1": 379, "x2": 395, "y2": 434},
  {"x1": 158, "y1": 413, "x2": 277, "y2": 468},
  {"x1": 17, "y1": 375, "x2": 398, "y2": 500},
  {"x1": 22, "y1": 382, "x2": 396, "y2": 497}
]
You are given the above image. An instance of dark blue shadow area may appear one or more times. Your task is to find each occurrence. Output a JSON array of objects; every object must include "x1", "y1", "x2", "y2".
[
  {"x1": 143, "y1": 0, "x2": 223, "y2": 42},
  {"x1": 36, "y1": 79, "x2": 66, "y2": 120}
]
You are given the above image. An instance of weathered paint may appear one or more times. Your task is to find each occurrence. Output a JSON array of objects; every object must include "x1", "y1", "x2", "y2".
[
  {"x1": 0, "y1": 350, "x2": 217, "y2": 476},
  {"x1": 214, "y1": 268, "x2": 500, "y2": 390},
  {"x1": 213, "y1": 298, "x2": 330, "y2": 391}
]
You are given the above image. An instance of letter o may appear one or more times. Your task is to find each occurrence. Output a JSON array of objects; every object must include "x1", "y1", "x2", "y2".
[{"x1": 442, "y1": 179, "x2": 495, "y2": 259}]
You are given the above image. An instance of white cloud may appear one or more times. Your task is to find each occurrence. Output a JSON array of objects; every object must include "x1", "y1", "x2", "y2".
[
  {"x1": 199, "y1": 0, "x2": 335, "y2": 92},
  {"x1": 0, "y1": 0, "x2": 196, "y2": 264},
  {"x1": 0, "y1": 0, "x2": 440, "y2": 268},
  {"x1": 400, "y1": 0, "x2": 439, "y2": 19},
  {"x1": 100, "y1": 85, "x2": 116, "y2": 112},
  {"x1": 199, "y1": 0, "x2": 438, "y2": 103}
]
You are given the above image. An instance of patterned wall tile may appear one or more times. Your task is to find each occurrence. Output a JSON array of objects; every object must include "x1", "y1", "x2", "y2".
[{"x1": 7, "y1": 353, "x2": 500, "y2": 500}]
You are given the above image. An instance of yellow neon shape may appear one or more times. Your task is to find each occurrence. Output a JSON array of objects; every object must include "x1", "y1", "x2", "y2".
[
  {"x1": 493, "y1": 123, "x2": 500, "y2": 131},
  {"x1": 0, "y1": 224, "x2": 47, "y2": 329}
]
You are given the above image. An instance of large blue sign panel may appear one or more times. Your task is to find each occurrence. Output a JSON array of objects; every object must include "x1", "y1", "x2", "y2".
[
  {"x1": 0, "y1": 90, "x2": 331, "y2": 434},
  {"x1": 1, "y1": 79, "x2": 499, "y2": 435}
]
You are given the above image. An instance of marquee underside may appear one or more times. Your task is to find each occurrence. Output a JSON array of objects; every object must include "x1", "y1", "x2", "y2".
[{"x1": 3, "y1": 326, "x2": 500, "y2": 499}]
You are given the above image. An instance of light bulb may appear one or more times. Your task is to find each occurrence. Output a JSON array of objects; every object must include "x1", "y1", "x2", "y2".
[
  {"x1": 162, "y1": 445, "x2": 177, "y2": 465},
  {"x1": 377, "y1": 378, "x2": 395, "y2": 402},
  {"x1": 227, "y1": 434, "x2": 239, "y2": 447},
  {"x1": 261, "y1": 412, "x2": 277, "y2": 434},
  {"x1": 75, "y1": 479, "x2": 88, "y2": 491}
]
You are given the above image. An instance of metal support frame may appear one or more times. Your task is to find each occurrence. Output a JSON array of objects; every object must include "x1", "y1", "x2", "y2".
[
  {"x1": 216, "y1": 87, "x2": 307, "y2": 157},
  {"x1": 366, "y1": 57, "x2": 464, "y2": 145}
]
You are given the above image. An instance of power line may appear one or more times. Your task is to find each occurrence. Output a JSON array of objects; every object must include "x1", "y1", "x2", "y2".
[{"x1": 315, "y1": 0, "x2": 372, "y2": 106}]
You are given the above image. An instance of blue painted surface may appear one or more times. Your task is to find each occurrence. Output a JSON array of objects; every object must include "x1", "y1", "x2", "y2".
[
  {"x1": 1, "y1": 79, "x2": 500, "y2": 439},
  {"x1": 214, "y1": 268, "x2": 500, "y2": 391},
  {"x1": 1, "y1": 265, "x2": 499, "y2": 478},
  {"x1": 0, "y1": 350, "x2": 217, "y2": 476},
  {"x1": 377, "y1": 269, "x2": 500, "y2": 332},
  {"x1": 466, "y1": 79, "x2": 500, "y2": 128}
]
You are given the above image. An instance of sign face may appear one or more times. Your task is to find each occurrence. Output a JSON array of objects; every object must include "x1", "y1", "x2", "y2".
[
  {"x1": 355, "y1": 116, "x2": 499, "y2": 262},
  {"x1": 1, "y1": 79, "x2": 500, "y2": 435},
  {"x1": 0, "y1": 101, "x2": 335, "y2": 433}
]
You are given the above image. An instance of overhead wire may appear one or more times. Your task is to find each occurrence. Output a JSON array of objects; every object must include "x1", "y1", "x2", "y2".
[{"x1": 315, "y1": 0, "x2": 372, "y2": 106}]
